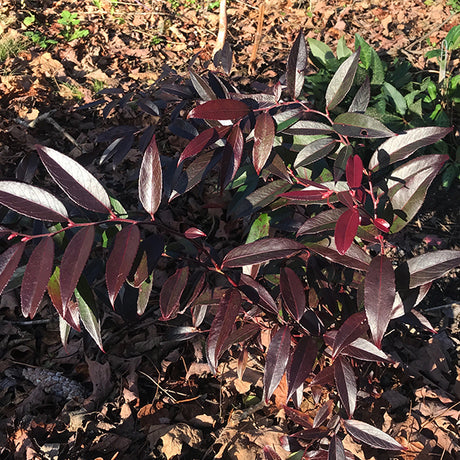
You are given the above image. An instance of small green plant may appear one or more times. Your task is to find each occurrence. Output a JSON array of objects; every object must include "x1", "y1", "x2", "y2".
[
  {"x1": 92, "y1": 79, "x2": 105, "y2": 93},
  {"x1": 24, "y1": 31, "x2": 58, "y2": 49},
  {"x1": 23, "y1": 14, "x2": 36, "y2": 27},
  {"x1": 57, "y1": 10, "x2": 89, "y2": 42},
  {"x1": 447, "y1": 0, "x2": 460, "y2": 12},
  {"x1": 0, "y1": 33, "x2": 29, "y2": 61},
  {"x1": 150, "y1": 35, "x2": 164, "y2": 46}
]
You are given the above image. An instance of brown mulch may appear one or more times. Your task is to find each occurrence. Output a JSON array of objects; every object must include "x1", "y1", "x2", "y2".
[{"x1": 0, "y1": 0, "x2": 459, "y2": 459}]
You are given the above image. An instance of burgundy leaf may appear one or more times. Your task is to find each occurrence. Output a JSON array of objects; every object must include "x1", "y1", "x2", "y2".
[
  {"x1": 294, "y1": 137, "x2": 337, "y2": 169},
  {"x1": 373, "y1": 217, "x2": 390, "y2": 233},
  {"x1": 237, "y1": 346, "x2": 248, "y2": 380},
  {"x1": 343, "y1": 419, "x2": 403, "y2": 450},
  {"x1": 286, "y1": 30, "x2": 308, "y2": 99},
  {"x1": 313, "y1": 400, "x2": 334, "y2": 428},
  {"x1": 253, "y1": 112, "x2": 275, "y2": 175},
  {"x1": 310, "y1": 366, "x2": 335, "y2": 386},
  {"x1": 297, "y1": 208, "x2": 346, "y2": 236},
  {"x1": 206, "y1": 288, "x2": 242, "y2": 374},
  {"x1": 333, "y1": 113, "x2": 394, "y2": 138},
  {"x1": 178, "y1": 126, "x2": 230, "y2": 164},
  {"x1": 332, "y1": 311, "x2": 368, "y2": 359},
  {"x1": 291, "y1": 427, "x2": 328, "y2": 441},
  {"x1": 0, "y1": 241, "x2": 26, "y2": 296},
  {"x1": 387, "y1": 154, "x2": 448, "y2": 232},
  {"x1": 188, "y1": 99, "x2": 250, "y2": 120},
  {"x1": 106, "y1": 224, "x2": 140, "y2": 307},
  {"x1": 306, "y1": 238, "x2": 371, "y2": 271},
  {"x1": 283, "y1": 405, "x2": 314, "y2": 428},
  {"x1": 263, "y1": 446, "x2": 282, "y2": 460},
  {"x1": 159, "y1": 266, "x2": 189, "y2": 320},
  {"x1": 21, "y1": 238, "x2": 54, "y2": 318},
  {"x1": 334, "y1": 356, "x2": 357, "y2": 418},
  {"x1": 345, "y1": 155, "x2": 363, "y2": 189},
  {"x1": 238, "y1": 273, "x2": 278, "y2": 315},
  {"x1": 47, "y1": 267, "x2": 80, "y2": 331},
  {"x1": 287, "y1": 336, "x2": 317, "y2": 401},
  {"x1": 334, "y1": 208, "x2": 360, "y2": 255},
  {"x1": 60, "y1": 226, "x2": 95, "y2": 310},
  {"x1": 221, "y1": 323, "x2": 260, "y2": 357},
  {"x1": 333, "y1": 144, "x2": 354, "y2": 182},
  {"x1": 349, "y1": 76, "x2": 370, "y2": 113},
  {"x1": 220, "y1": 124, "x2": 243, "y2": 190},
  {"x1": 139, "y1": 135, "x2": 162, "y2": 219},
  {"x1": 365, "y1": 255, "x2": 395, "y2": 348},
  {"x1": 0, "y1": 181, "x2": 69, "y2": 222},
  {"x1": 403, "y1": 250, "x2": 460, "y2": 289},
  {"x1": 222, "y1": 238, "x2": 305, "y2": 268},
  {"x1": 184, "y1": 227, "x2": 207, "y2": 239},
  {"x1": 36, "y1": 145, "x2": 112, "y2": 214},
  {"x1": 280, "y1": 267, "x2": 306, "y2": 321},
  {"x1": 341, "y1": 337, "x2": 393, "y2": 363},
  {"x1": 369, "y1": 126, "x2": 452, "y2": 172},
  {"x1": 326, "y1": 48, "x2": 360, "y2": 110},
  {"x1": 263, "y1": 326, "x2": 291, "y2": 403},
  {"x1": 328, "y1": 434, "x2": 346, "y2": 460}
]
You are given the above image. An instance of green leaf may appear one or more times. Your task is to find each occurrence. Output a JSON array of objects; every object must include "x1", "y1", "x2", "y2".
[
  {"x1": 383, "y1": 82, "x2": 407, "y2": 116},
  {"x1": 445, "y1": 25, "x2": 460, "y2": 50},
  {"x1": 307, "y1": 38, "x2": 335, "y2": 67},
  {"x1": 355, "y1": 34, "x2": 385, "y2": 85},
  {"x1": 246, "y1": 213, "x2": 271, "y2": 244},
  {"x1": 337, "y1": 36, "x2": 352, "y2": 60}
]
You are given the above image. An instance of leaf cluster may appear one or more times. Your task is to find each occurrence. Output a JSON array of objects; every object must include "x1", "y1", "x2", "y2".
[{"x1": 1, "y1": 30, "x2": 459, "y2": 458}]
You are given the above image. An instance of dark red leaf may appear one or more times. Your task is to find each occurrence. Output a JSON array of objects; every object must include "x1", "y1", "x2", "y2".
[
  {"x1": 373, "y1": 217, "x2": 390, "y2": 233},
  {"x1": 280, "y1": 267, "x2": 306, "y2": 321},
  {"x1": 47, "y1": 267, "x2": 80, "y2": 331},
  {"x1": 313, "y1": 400, "x2": 334, "y2": 428},
  {"x1": 36, "y1": 145, "x2": 112, "y2": 214},
  {"x1": 0, "y1": 241, "x2": 26, "y2": 296},
  {"x1": 332, "y1": 311, "x2": 368, "y2": 359},
  {"x1": 106, "y1": 224, "x2": 140, "y2": 307},
  {"x1": 328, "y1": 434, "x2": 346, "y2": 460},
  {"x1": 334, "y1": 208, "x2": 360, "y2": 255},
  {"x1": 263, "y1": 326, "x2": 291, "y2": 403},
  {"x1": 238, "y1": 273, "x2": 278, "y2": 315},
  {"x1": 286, "y1": 30, "x2": 308, "y2": 99},
  {"x1": 253, "y1": 112, "x2": 275, "y2": 175},
  {"x1": 21, "y1": 238, "x2": 54, "y2": 318},
  {"x1": 334, "y1": 356, "x2": 356, "y2": 418},
  {"x1": 291, "y1": 427, "x2": 328, "y2": 441},
  {"x1": 365, "y1": 255, "x2": 395, "y2": 348},
  {"x1": 221, "y1": 323, "x2": 260, "y2": 355},
  {"x1": 310, "y1": 366, "x2": 335, "y2": 386},
  {"x1": 343, "y1": 419, "x2": 403, "y2": 450},
  {"x1": 263, "y1": 446, "x2": 282, "y2": 460},
  {"x1": 139, "y1": 135, "x2": 162, "y2": 219},
  {"x1": 220, "y1": 124, "x2": 243, "y2": 190},
  {"x1": 159, "y1": 266, "x2": 189, "y2": 320},
  {"x1": 189, "y1": 69, "x2": 216, "y2": 101},
  {"x1": 222, "y1": 238, "x2": 305, "y2": 268},
  {"x1": 287, "y1": 336, "x2": 317, "y2": 401},
  {"x1": 184, "y1": 227, "x2": 207, "y2": 239},
  {"x1": 206, "y1": 288, "x2": 242, "y2": 374},
  {"x1": 178, "y1": 126, "x2": 230, "y2": 164},
  {"x1": 341, "y1": 337, "x2": 393, "y2": 363},
  {"x1": 188, "y1": 99, "x2": 250, "y2": 120},
  {"x1": 345, "y1": 155, "x2": 363, "y2": 189},
  {"x1": 60, "y1": 226, "x2": 95, "y2": 310},
  {"x1": 281, "y1": 187, "x2": 332, "y2": 203}
]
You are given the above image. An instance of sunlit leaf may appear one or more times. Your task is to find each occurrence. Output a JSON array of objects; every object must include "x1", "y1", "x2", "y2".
[
  {"x1": 332, "y1": 311, "x2": 368, "y2": 359},
  {"x1": 189, "y1": 69, "x2": 216, "y2": 101},
  {"x1": 0, "y1": 181, "x2": 69, "y2": 222},
  {"x1": 345, "y1": 155, "x2": 363, "y2": 189},
  {"x1": 253, "y1": 112, "x2": 275, "y2": 175},
  {"x1": 287, "y1": 30, "x2": 308, "y2": 99},
  {"x1": 328, "y1": 434, "x2": 346, "y2": 460},
  {"x1": 297, "y1": 209, "x2": 346, "y2": 236},
  {"x1": 333, "y1": 113, "x2": 394, "y2": 138},
  {"x1": 139, "y1": 135, "x2": 162, "y2": 219},
  {"x1": 365, "y1": 255, "x2": 395, "y2": 348},
  {"x1": 263, "y1": 326, "x2": 291, "y2": 403},
  {"x1": 294, "y1": 137, "x2": 337, "y2": 169},
  {"x1": 326, "y1": 49, "x2": 360, "y2": 110},
  {"x1": 334, "y1": 356, "x2": 356, "y2": 417},
  {"x1": 36, "y1": 145, "x2": 112, "y2": 214},
  {"x1": 222, "y1": 238, "x2": 305, "y2": 268},
  {"x1": 106, "y1": 224, "x2": 140, "y2": 307},
  {"x1": 21, "y1": 238, "x2": 54, "y2": 318},
  {"x1": 343, "y1": 419, "x2": 403, "y2": 450},
  {"x1": 206, "y1": 288, "x2": 242, "y2": 374},
  {"x1": 238, "y1": 273, "x2": 278, "y2": 315},
  {"x1": 349, "y1": 76, "x2": 370, "y2": 113}
]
